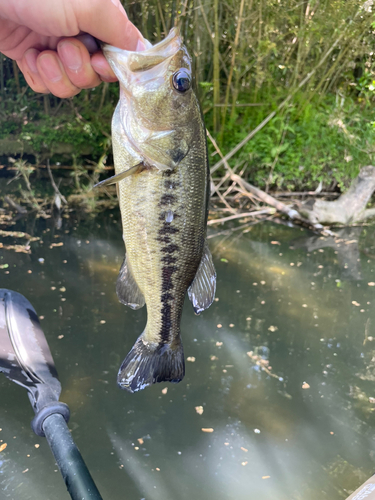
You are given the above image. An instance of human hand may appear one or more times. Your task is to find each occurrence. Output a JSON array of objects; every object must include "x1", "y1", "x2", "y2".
[{"x1": 0, "y1": 0, "x2": 145, "y2": 97}]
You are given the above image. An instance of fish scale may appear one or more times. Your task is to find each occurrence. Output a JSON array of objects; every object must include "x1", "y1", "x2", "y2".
[
  {"x1": 100, "y1": 28, "x2": 216, "y2": 392},
  {"x1": 118, "y1": 149, "x2": 207, "y2": 345}
]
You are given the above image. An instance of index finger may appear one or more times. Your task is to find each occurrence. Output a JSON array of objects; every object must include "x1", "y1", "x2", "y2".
[{"x1": 74, "y1": 0, "x2": 145, "y2": 50}]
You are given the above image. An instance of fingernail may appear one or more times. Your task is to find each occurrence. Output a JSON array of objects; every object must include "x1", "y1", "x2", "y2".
[
  {"x1": 24, "y1": 50, "x2": 38, "y2": 74},
  {"x1": 111, "y1": 0, "x2": 127, "y2": 15},
  {"x1": 111, "y1": 0, "x2": 123, "y2": 9},
  {"x1": 136, "y1": 39, "x2": 146, "y2": 52},
  {"x1": 59, "y1": 42, "x2": 83, "y2": 71},
  {"x1": 38, "y1": 54, "x2": 63, "y2": 82}
]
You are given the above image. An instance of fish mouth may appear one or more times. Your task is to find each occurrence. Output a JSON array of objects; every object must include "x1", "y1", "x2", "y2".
[{"x1": 102, "y1": 28, "x2": 181, "y2": 74}]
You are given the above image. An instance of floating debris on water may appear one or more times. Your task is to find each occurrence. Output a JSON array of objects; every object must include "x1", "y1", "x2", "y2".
[
  {"x1": 195, "y1": 406, "x2": 204, "y2": 415},
  {"x1": 302, "y1": 382, "x2": 310, "y2": 389},
  {"x1": 187, "y1": 357, "x2": 196, "y2": 362},
  {"x1": 202, "y1": 428, "x2": 214, "y2": 433}
]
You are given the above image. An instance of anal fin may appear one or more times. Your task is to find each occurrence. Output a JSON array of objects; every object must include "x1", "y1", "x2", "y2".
[
  {"x1": 188, "y1": 241, "x2": 216, "y2": 315},
  {"x1": 116, "y1": 257, "x2": 145, "y2": 310}
]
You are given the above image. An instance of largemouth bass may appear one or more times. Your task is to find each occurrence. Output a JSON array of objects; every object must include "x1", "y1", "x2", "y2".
[{"x1": 99, "y1": 28, "x2": 216, "y2": 393}]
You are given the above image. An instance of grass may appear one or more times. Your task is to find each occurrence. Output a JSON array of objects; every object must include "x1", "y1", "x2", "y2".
[
  {"x1": 207, "y1": 92, "x2": 375, "y2": 191},
  {"x1": 1, "y1": 0, "x2": 375, "y2": 207}
]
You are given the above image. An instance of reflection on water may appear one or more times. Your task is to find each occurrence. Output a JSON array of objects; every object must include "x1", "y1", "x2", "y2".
[{"x1": 1, "y1": 212, "x2": 375, "y2": 500}]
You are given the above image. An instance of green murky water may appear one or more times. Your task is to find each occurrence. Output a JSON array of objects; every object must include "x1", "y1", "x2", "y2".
[{"x1": 1, "y1": 211, "x2": 375, "y2": 500}]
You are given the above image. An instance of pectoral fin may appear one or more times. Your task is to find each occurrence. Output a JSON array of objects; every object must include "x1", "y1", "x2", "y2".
[
  {"x1": 116, "y1": 257, "x2": 145, "y2": 310},
  {"x1": 188, "y1": 242, "x2": 216, "y2": 315},
  {"x1": 94, "y1": 163, "x2": 142, "y2": 189}
]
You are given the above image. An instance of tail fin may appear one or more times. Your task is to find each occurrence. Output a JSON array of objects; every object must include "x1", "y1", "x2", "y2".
[{"x1": 117, "y1": 335, "x2": 185, "y2": 393}]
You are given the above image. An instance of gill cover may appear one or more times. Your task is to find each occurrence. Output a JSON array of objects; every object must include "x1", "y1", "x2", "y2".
[{"x1": 102, "y1": 28, "x2": 196, "y2": 172}]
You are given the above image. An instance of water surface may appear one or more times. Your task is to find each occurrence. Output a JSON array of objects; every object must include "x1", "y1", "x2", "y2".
[{"x1": 1, "y1": 211, "x2": 375, "y2": 500}]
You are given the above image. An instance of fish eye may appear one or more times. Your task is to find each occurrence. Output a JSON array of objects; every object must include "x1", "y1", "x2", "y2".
[{"x1": 172, "y1": 70, "x2": 191, "y2": 93}]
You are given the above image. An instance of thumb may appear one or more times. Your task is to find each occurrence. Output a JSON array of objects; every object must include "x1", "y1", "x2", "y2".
[{"x1": 74, "y1": 0, "x2": 144, "y2": 50}]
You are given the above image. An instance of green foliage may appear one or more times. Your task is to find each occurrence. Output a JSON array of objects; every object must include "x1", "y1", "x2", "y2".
[
  {"x1": 209, "y1": 92, "x2": 375, "y2": 190},
  {"x1": 1, "y1": 0, "x2": 375, "y2": 194}
]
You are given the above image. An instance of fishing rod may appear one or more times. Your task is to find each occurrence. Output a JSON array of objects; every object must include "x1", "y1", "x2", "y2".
[{"x1": 0, "y1": 288, "x2": 103, "y2": 500}]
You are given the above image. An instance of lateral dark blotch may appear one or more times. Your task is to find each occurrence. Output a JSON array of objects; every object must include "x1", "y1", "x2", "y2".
[
  {"x1": 161, "y1": 265, "x2": 178, "y2": 293},
  {"x1": 159, "y1": 225, "x2": 179, "y2": 235},
  {"x1": 160, "y1": 302, "x2": 172, "y2": 342},
  {"x1": 163, "y1": 169, "x2": 174, "y2": 178},
  {"x1": 161, "y1": 292, "x2": 174, "y2": 302},
  {"x1": 159, "y1": 194, "x2": 176, "y2": 206},
  {"x1": 161, "y1": 255, "x2": 178, "y2": 264},
  {"x1": 156, "y1": 235, "x2": 171, "y2": 244},
  {"x1": 162, "y1": 265, "x2": 178, "y2": 280},
  {"x1": 162, "y1": 281, "x2": 174, "y2": 291},
  {"x1": 166, "y1": 148, "x2": 186, "y2": 164},
  {"x1": 162, "y1": 243, "x2": 179, "y2": 254},
  {"x1": 164, "y1": 180, "x2": 180, "y2": 189}
]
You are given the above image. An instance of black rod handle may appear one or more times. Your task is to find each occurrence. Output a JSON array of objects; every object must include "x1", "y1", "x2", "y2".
[{"x1": 43, "y1": 413, "x2": 103, "y2": 500}]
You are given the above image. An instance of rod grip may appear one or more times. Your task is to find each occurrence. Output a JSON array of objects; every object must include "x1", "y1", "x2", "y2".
[
  {"x1": 43, "y1": 413, "x2": 103, "y2": 500},
  {"x1": 31, "y1": 401, "x2": 70, "y2": 437}
]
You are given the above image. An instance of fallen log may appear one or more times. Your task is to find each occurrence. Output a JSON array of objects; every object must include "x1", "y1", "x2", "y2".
[
  {"x1": 298, "y1": 166, "x2": 375, "y2": 225},
  {"x1": 230, "y1": 173, "x2": 336, "y2": 236}
]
